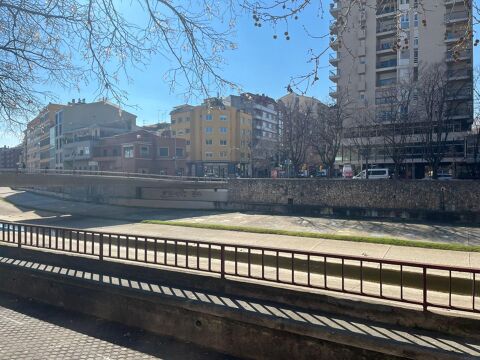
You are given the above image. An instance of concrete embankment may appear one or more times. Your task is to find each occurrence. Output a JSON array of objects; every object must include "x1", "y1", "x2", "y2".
[{"x1": 0, "y1": 245, "x2": 479, "y2": 359}]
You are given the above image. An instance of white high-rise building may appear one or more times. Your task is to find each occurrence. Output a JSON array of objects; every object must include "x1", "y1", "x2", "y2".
[{"x1": 330, "y1": 0, "x2": 473, "y2": 176}]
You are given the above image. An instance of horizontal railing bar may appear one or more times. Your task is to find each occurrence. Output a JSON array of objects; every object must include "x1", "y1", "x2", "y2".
[{"x1": 1, "y1": 220, "x2": 479, "y2": 274}]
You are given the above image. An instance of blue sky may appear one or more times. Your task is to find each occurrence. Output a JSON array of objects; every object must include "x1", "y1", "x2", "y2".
[
  {"x1": 0, "y1": 3, "x2": 331, "y2": 147},
  {"x1": 1, "y1": 3, "x2": 477, "y2": 146}
]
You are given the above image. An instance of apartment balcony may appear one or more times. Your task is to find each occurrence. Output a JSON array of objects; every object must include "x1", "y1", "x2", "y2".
[
  {"x1": 446, "y1": 88, "x2": 472, "y2": 100},
  {"x1": 329, "y1": 53, "x2": 340, "y2": 66},
  {"x1": 444, "y1": 32, "x2": 463, "y2": 43},
  {"x1": 376, "y1": 4, "x2": 396, "y2": 18},
  {"x1": 447, "y1": 68, "x2": 471, "y2": 80},
  {"x1": 376, "y1": 78, "x2": 397, "y2": 87},
  {"x1": 445, "y1": 0, "x2": 468, "y2": 6},
  {"x1": 329, "y1": 36, "x2": 339, "y2": 50},
  {"x1": 329, "y1": 1, "x2": 340, "y2": 17},
  {"x1": 446, "y1": 49, "x2": 472, "y2": 62},
  {"x1": 376, "y1": 22, "x2": 396, "y2": 35},
  {"x1": 376, "y1": 59, "x2": 397, "y2": 72},
  {"x1": 329, "y1": 69, "x2": 340, "y2": 82},
  {"x1": 445, "y1": 11, "x2": 469, "y2": 23},
  {"x1": 447, "y1": 107, "x2": 472, "y2": 119},
  {"x1": 376, "y1": 42, "x2": 394, "y2": 54},
  {"x1": 329, "y1": 20, "x2": 338, "y2": 34},
  {"x1": 329, "y1": 85, "x2": 338, "y2": 98}
]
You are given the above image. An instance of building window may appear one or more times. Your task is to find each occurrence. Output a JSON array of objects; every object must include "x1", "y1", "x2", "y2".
[
  {"x1": 205, "y1": 114, "x2": 213, "y2": 121},
  {"x1": 205, "y1": 152, "x2": 213, "y2": 158},
  {"x1": 140, "y1": 146, "x2": 150, "y2": 157},
  {"x1": 113, "y1": 148, "x2": 118, "y2": 156},
  {"x1": 219, "y1": 127, "x2": 227, "y2": 133},
  {"x1": 220, "y1": 139, "x2": 227, "y2": 146},
  {"x1": 186, "y1": 140, "x2": 191, "y2": 145},
  {"x1": 219, "y1": 151, "x2": 227, "y2": 158},
  {"x1": 103, "y1": 149, "x2": 108, "y2": 157},
  {"x1": 206, "y1": 139, "x2": 213, "y2": 145},
  {"x1": 175, "y1": 148, "x2": 184, "y2": 157},
  {"x1": 400, "y1": 14, "x2": 409, "y2": 29},
  {"x1": 159, "y1": 147, "x2": 169, "y2": 157},
  {"x1": 205, "y1": 127, "x2": 213, "y2": 134},
  {"x1": 178, "y1": 117, "x2": 183, "y2": 123},
  {"x1": 171, "y1": 119, "x2": 176, "y2": 124},
  {"x1": 185, "y1": 128, "x2": 190, "y2": 134},
  {"x1": 123, "y1": 146, "x2": 134, "y2": 158},
  {"x1": 220, "y1": 115, "x2": 228, "y2": 121}
]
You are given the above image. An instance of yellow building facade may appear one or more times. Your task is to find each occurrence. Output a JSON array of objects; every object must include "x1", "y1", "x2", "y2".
[{"x1": 170, "y1": 100, "x2": 252, "y2": 177}]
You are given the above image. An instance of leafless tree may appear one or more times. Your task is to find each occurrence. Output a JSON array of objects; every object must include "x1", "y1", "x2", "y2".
[
  {"x1": 310, "y1": 91, "x2": 351, "y2": 177},
  {"x1": 374, "y1": 80, "x2": 416, "y2": 179},
  {"x1": 0, "y1": 0, "x2": 237, "y2": 128},
  {"x1": 277, "y1": 97, "x2": 315, "y2": 175},
  {"x1": 415, "y1": 63, "x2": 465, "y2": 179},
  {"x1": 465, "y1": 66, "x2": 480, "y2": 178},
  {"x1": 346, "y1": 106, "x2": 377, "y2": 179}
]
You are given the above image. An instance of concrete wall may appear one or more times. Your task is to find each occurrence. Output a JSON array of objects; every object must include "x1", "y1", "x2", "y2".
[
  {"x1": 225, "y1": 179, "x2": 480, "y2": 221},
  {"x1": 1, "y1": 246, "x2": 478, "y2": 359}
]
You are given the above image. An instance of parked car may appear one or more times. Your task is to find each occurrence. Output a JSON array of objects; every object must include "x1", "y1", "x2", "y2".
[
  {"x1": 353, "y1": 168, "x2": 390, "y2": 179},
  {"x1": 423, "y1": 172, "x2": 453, "y2": 181},
  {"x1": 342, "y1": 164, "x2": 353, "y2": 179}
]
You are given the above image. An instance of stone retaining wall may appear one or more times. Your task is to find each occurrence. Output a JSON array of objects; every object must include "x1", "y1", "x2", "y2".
[{"x1": 226, "y1": 179, "x2": 480, "y2": 220}]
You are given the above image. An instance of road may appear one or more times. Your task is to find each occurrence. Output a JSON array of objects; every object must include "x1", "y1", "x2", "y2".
[{"x1": 0, "y1": 291, "x2": 234, "y2": 359}]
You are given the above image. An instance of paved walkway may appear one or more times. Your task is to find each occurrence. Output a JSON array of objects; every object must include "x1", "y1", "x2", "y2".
[
  {"x1": 2, "y1": 187, "x2": 479, "y2": 246},
  {"x1": 1, "y1": 253, "x2": 479, "y2": 359},
  {"x1": 1, "y1": 188, "x2": 480, "y2": 269},
  {"x1": 0, "y1": 291, "x2": 233, "y2": 359}
]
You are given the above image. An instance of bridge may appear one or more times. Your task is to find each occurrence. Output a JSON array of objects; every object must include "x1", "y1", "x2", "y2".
[{"x1": 1, "y1": 220, "x2": 479, "y2": 359}]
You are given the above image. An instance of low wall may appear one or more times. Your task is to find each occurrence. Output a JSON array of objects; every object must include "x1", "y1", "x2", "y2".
[
  {"x1": 225, "y1": 179, "x2": 480, "y2": 222},
  {"x1": 1, "y1": 246, "x2": 478, "y2": 359},
  {"x1": 18, "y1": 178, "x2": 480, "y2": 222}
]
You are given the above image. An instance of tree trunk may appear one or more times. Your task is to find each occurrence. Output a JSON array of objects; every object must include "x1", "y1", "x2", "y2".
[{"x1": 365, "y1": 156, "x2": 369, "y2": 179}]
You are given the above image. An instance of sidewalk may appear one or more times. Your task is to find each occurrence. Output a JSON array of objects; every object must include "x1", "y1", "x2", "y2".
[{"x1": 1, "y1": 187, "x2": 480, "y2": 269}]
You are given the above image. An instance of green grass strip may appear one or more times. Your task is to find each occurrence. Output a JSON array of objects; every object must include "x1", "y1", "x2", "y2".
[{"x1": 141, "y1": 220, "x2": 480, "y2": 253}]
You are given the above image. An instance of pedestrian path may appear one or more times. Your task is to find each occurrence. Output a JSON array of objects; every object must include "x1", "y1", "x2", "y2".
[{"x1": 0, "y1": 291, "x2": 232, "y2": 359}]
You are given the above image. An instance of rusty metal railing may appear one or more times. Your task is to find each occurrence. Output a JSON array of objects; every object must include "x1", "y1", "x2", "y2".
[{"x1": 0, "y1": 221, "x2": 478, "y2": 313}]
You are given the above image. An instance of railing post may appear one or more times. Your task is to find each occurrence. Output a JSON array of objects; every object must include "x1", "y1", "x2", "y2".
[
  {"x1": 99, "y1": 233, "x2": 104, "y2": 261},
  {"x1": 220, "y1": 245, "x2": 225, "y2": 279},
  {"x1": 17, "y1": 225, "x2": 21, "y2": 249},
  {"x1": 423, "y1": 267, "x2": 427, "y2": 311}
]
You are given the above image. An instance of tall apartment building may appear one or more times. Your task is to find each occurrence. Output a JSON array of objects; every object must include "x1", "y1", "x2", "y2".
[
  {"x1": 170, "y1": 98, "x2": 253, "y2": 177},
  {"x1": 24, "y1": 103, "x2": 65, "y2": 169},
  {"x1": 224, "y1": 93, "x2": 279, "y2": 177},
  {"x1": 330, "y1": 0, "x2": 473, "y2": 176}
]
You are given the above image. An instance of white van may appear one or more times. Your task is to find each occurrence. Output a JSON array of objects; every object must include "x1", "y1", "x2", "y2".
[
  {"x1": 342, "y1": 164, "x2": 353, "y2": 179},
  {"x1": 353, "y1": 168, "x2": 390, "y2": 179}
]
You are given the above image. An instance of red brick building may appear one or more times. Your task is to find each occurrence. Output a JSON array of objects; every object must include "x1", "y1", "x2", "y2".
[
  {"x1": 0, "y1": 145, "x2": 22, "y2": 169},
  {"x1": 92, "y1": 130, "x2": 187, "y2": 175}
]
